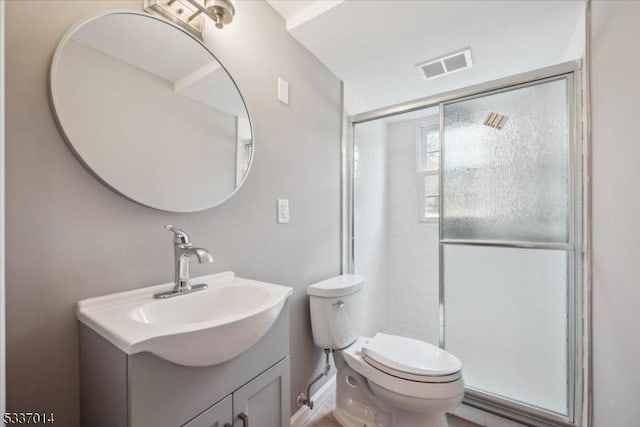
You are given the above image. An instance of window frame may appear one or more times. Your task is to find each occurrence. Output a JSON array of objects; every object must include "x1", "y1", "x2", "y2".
[{"x1": 417, "y1": 119, "x2": 440, "y2": 223}]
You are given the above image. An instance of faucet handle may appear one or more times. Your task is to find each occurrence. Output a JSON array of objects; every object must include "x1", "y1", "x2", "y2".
[{"x1": 165, "y1": 225, "x2": 191, "y2": 245}]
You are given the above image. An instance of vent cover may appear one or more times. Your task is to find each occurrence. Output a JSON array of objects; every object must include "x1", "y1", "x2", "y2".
[
  {"x1": 483, "y1": 112, "x2": 509, "y2": 130},
  {"x1": 417, "y1": 49, "x2": 473, "y2": 80}
]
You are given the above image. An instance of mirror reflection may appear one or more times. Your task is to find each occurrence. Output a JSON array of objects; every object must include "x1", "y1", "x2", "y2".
[{"x1": 51, "y1": 12, "x2": 253, "y2": 212}]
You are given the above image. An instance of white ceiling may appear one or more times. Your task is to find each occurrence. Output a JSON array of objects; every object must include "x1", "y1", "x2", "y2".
[
  {"x1": 267, "y1": 0, "x2": 345, "y2": 30},
  {"x1": 266, "y1": 1, "x2": 317, "y2": 21},
  {"x1": 267, "y1": 0, "x2": 586, "y2": 114}
]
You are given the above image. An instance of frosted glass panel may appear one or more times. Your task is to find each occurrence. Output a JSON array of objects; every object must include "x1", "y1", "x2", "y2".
[
  {"x1": 444, "y1": 245, "x2": 568, "y2": 415},
  {"x1": 442, "y1": 79, "x2": 569, "y2": 243}
]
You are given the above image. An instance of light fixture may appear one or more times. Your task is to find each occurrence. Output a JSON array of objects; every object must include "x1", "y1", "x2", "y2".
[
  {"x1": 144, "y1": 0, "x2": 236, "y2": 38},
  {"x1": 197, "y1": 0, "x2": 236, "y2": 29}
]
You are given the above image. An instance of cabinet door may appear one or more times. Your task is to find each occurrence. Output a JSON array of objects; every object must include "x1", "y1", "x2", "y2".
[
  {"x1": 183, "y1": 395, "x2": 233, "y2": 427},
  {"x1": 233, "y1": 357, "x2": 290, "y2": 427}
]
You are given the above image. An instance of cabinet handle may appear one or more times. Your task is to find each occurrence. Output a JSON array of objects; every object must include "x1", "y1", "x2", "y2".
[{"x1": 238, "y1": 413, "x2": 249, "y2": 427}]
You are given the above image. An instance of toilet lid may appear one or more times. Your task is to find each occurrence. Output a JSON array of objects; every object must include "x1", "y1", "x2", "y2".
[{"x1": 361, "y1": 333, "x2": 462, "y2": 377}]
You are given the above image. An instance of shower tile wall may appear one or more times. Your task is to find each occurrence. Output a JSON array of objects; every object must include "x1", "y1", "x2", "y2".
[
  {"x1": 354, "y1": 115, "x2": 440, "y2": 343},
  {"x1": 384, "y1": 118, "x2": 439, "y2": 345},
  {"x1": 354, "y1": 120, "x2": 388, "y2": 336}
]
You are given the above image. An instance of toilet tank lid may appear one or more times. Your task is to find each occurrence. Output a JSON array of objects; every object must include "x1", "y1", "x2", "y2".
[{"x1": 307, "y1": 274, "x2": 364, "y2": 297}]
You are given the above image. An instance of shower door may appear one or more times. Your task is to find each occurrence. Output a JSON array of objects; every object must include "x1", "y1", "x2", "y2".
[
  {"x1": 346, "y1": 63, "x2": 584, "y2": 427},
  {"x1": 440, "y1": 75, "x2": 581, "y2": 424}
]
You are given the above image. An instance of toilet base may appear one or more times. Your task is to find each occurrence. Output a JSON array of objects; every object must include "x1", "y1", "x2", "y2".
[
  {"x1": 333, "y1": 407, "x2": 382, "y2": 427},
  {"x1": 390, "y1": 408, "x2": 448, "y2": 427},
  {"x1": 333, "y1": 349, "x2": 459, "y2": 427},
  {"x1": 334, "y1": 409, "x2": 449, "y2": 427},
  {"x1": 334, "y1": 405, "x2": 450, "y2": 427},
  {"x1": 333, "y1": 366, "x2": 385, "y2": 426}
]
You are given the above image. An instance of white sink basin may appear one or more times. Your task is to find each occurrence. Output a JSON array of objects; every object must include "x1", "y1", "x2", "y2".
[{"x1": 77, "y1": 272, "x2": 293, "y2": 367}]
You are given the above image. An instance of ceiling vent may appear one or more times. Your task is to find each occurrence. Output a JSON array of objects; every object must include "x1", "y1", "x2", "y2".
[{"x1": 417, "y1": 49, "x2": 473, "y2": 80}]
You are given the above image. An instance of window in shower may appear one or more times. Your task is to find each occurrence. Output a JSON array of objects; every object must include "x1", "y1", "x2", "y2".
[{"x1": 418, "y1": 122, "x2": 440, "y2": 222}]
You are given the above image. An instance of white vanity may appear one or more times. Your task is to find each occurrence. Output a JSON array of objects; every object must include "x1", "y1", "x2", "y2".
[{"x1": 77, "y1": 272, "x2": 293, "y2": 427}]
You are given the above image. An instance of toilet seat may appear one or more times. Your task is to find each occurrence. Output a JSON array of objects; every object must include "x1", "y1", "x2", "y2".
[
  {"x1": 363, "y1": 355, "x2": 461, "y2": 383},
  {"x1": 341, "y1": 337, "x2": 465, "y2": 401},
  {"x1": 362, "y1": 333, "x2": 462, "y2": 382}
]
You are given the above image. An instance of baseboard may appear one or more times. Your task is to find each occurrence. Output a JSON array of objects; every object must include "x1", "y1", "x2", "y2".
[{"x1": 290, "y1": 374, "x2": 336, "y2": 427}]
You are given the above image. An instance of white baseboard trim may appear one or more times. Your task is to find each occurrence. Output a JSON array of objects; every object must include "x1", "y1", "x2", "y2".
[{"x1": 290, "y1": 374, "x2": 336, "y2": 427}]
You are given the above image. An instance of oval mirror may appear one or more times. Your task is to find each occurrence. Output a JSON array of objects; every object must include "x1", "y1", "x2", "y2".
[{"x1": 50, "y1": 11, "x2": 253, "y2": 212}]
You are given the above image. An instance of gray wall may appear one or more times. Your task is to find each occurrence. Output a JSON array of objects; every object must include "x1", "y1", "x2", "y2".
[
  {"x1": 591, "y1": 1, "x2": 640, "y2": 425},
  {"x1": 5, "y1": 1, "x2": 341, "y2": 425}
]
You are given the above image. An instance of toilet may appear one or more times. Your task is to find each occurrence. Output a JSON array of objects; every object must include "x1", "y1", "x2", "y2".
[{"x1": 307, "y1": 274, "x2": 464, "y2": 427}]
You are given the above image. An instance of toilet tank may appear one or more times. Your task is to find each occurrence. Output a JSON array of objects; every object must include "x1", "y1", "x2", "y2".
[{"x1": 307, "y1": 274, "x2": 364, "y2": 349}]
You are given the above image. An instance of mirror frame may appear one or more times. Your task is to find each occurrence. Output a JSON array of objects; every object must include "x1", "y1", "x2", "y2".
[{"x1": 49, "y1": 9, "x2": 254, "y2": 212}]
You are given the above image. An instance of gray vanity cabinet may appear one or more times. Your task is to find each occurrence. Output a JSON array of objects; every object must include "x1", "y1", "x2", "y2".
[
  {"x1": 233, "y1": 357, "x2": 290, "y2": 427},
  {"x1": 184, "y1": 395, "x2": 232, "y2": 427},
  {"x1": 182, "y1": 357, "x2": 290, "y2": 427},
  {"x1": 79, "y1": 302, "x2": 291, "y2": 427}
]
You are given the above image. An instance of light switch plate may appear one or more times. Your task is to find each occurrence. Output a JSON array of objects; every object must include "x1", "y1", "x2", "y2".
[
  {"x1": 278, "y1": 78, "x2": 289, "y2": 105},
  {"x1": 277, "y1": 199, "x2": 289, "y2": 223}
]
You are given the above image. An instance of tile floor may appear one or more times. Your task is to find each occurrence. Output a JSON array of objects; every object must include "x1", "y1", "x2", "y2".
[{"x1": 302, "y1": 393, "x2": 479, "y2": 427}]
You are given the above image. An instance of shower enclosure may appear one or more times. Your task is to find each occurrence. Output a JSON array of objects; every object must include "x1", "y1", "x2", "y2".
[{"x1": 344, "y1": 61, "x2": 586, "y2": 427}]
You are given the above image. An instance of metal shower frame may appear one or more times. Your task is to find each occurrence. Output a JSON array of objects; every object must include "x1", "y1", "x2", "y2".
[{"x1": 341, "y1": 59, "x2": 589, "y2": 427}]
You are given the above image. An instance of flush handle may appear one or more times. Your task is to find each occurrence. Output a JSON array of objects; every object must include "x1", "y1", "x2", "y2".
[
  {"x1": 333, "y1": 300, "x2": 345, "y2": 309},
  {"x1": 238, "y1": 413, "x2": 249, "y2": 427}
]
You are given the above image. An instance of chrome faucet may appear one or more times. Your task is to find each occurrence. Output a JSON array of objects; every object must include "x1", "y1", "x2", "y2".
[{"x1": 154, "y1": 225, "x2": 214, "y2": 299}]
